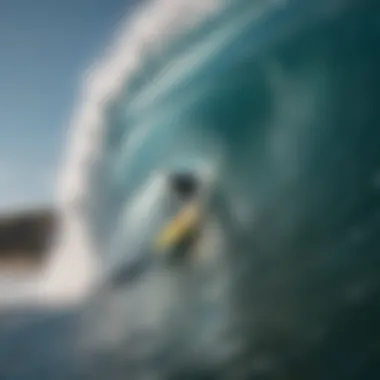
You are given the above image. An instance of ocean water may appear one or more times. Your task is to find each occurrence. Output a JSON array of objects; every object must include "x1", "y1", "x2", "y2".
[
  {"x1": 53, "y1": 0, "x2": 366, "y2": 298},
  {"x1": 50, "y1": 0, "x2": 275, "y2": 302},
  {"x1": 1, "y1": 0, "x2": 380, "y2": 379}
]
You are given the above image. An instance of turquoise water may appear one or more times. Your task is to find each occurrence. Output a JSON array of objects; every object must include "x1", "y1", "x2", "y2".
[{"x1": 2, "y1": 0, "x2": 380, "y2": 379}]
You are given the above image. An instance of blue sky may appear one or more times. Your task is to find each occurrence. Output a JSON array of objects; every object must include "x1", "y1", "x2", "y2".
[{"x1": 0, "y1": 0, "x2": 135, "y2": 212}]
